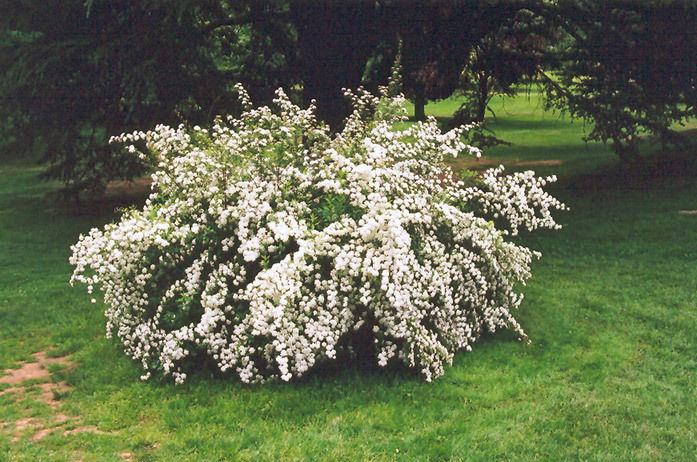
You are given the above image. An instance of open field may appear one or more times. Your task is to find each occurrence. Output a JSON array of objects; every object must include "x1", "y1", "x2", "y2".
[{"x1": 1, "y1": 94, "x2": 696, "y2": 460}]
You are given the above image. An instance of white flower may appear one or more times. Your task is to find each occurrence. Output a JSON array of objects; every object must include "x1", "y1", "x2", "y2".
[
  {"x1": 353, "y1": 163, "x2": 373, "y2": 179},
  {"x1": 71, "y1": 84, "x2": 564, "y2": 384}
]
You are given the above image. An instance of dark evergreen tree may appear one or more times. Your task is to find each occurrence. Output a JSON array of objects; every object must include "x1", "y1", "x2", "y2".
[
  {"x1": 454, "y1": 6, "x2": 551, "y2": 124},
  {"x1": 540, "y1": 0, "x2": 697, "y2": 163},
  {"x1": 0, "y1": 0, "x2": 293, "y2": 197}
]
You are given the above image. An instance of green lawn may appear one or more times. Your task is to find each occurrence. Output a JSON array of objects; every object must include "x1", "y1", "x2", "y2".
[{"x1": 1, "y1": 94, "x2": 696, "y2": 460}]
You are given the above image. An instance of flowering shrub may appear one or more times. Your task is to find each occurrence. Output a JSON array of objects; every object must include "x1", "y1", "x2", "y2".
[{"x1": 70, "y1": 85, "x2": 565, "y2": 384}]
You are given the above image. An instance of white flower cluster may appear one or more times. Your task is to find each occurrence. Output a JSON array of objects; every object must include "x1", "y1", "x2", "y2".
[{"x1": 70, "y1": 86, "x2": 564, "y2": 384}]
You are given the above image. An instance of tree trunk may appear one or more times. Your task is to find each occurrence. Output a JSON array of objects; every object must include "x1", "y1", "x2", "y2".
[
  {"x1": 475, "y1": 74, "x2": 489, "y2": 123},
  {"x1": 614, "y1": 140, "x2": 642, "y2": 165},
  {"x1": 414, "y1": 85, "x2": 426, "y2": 121}
]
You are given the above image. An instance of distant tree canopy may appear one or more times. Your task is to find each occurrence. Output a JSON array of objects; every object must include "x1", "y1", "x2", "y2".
[
  {"x1": 0, "y1": 0, "x2": 293, "y2": 196},
  {"x1": 291, "y1": 1, "x2": 550, "y2": 124},
  {"x1": 454, "y1": 6, "x2": 551, "y2": 124},
  {"x1": 1, "y1": 0, "x2": 696, "y2": 194},
  {"x1": 541, "y1": 0, "x2": 697, "y2": 162},
  {"x1": 397, "y1": 1, "x2": 550, "y2": 122}
]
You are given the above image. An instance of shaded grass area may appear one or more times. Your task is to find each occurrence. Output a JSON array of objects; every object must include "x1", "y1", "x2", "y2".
[{"x1": 1, "y1": 95, "x2": 696, "y2": 460}]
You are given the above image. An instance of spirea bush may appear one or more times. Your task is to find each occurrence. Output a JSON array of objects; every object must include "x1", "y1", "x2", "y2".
[{"x1": 70, "y1": 85, "x2": 565, "y2": 384}]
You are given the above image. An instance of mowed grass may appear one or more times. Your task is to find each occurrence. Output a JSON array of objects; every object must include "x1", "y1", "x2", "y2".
[{"x1": 1, "y1": 93, "x2": 697, "y2": 460}]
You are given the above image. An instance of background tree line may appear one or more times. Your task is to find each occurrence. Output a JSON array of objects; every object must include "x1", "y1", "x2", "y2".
[{"x1": 1, "y1": 0, "x2": 696, "y2": 197}]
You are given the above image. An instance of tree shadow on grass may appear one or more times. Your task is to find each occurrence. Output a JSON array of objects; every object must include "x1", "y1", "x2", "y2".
[
  {"x1": 155, "y1": 324, "x2": 526, "y2": 403},
  {"x1": 561, "y1": 144, "x2": 697, "y2": 195},
  {"x1": 175, "y1": 326, "x2": 423, "y2": 392}
]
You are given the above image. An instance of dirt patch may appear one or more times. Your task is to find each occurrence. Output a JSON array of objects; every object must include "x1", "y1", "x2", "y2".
[
  {"x1": 0, "y1": 351, "x2": 74, "y2": 409},
  {"x1": 30, "y1": 428, "x2": 54, "y2": 441},
  {"x1": 9, "y1": 417, "x2": 42, "y2": 443},
  {"x1": 63, "y1": 425, "x2": 109, "y2": 436},
  {"x1": 0, "y1": 361, "x2": 50, "y2": 385},
  {"x1": 516, "y1": 159, "x2": 564, "y2": 167},
  {"x1": 37, "y1": 382, "x2": 72, "y2": 408},
  {"x1": 678, "y1": 210, "x2": 697, "y2": 215},
  {"x1": 55, "y1": 414, "x2": 71, "y2": 423},
  {"x1": 0, "y1": 382, "x2": 70, "y2": 406},
  {"x1": 0, "y1": 351, "x2": 75, "y2": 386},
  {"x1": 45, "y1": 176, "x2": 154, "y2": 217},
  {"x1": 1, "y1": 350, "x2": 119, "y2": 443},
  {"x1": 0, "y1": 351, "x2": 101, "y2": 443},
  {"x1": 451, "y1": 156, "x2": 564, "y2": 171},
  {"x1": 6, "y1": 415, "x2": 76, "y2": 442},
  {"x1": 103, "y1": 177, "x2": 153, "y2": 199},
  {"x1": 13, "y1": 417, "x2": 40, "y2": 432}
]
